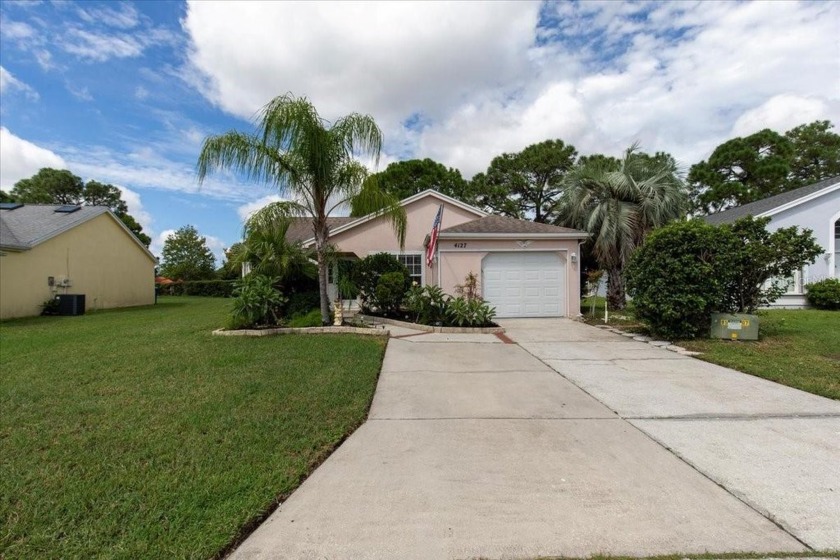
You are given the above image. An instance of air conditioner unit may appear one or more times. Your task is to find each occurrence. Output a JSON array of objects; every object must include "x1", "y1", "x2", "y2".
[{"x1": 57, "y1": 294, "x2": 86, "y2": 316}]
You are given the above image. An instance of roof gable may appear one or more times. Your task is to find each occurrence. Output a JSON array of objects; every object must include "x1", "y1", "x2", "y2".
[
  {"x1": 0, "y1": 204, "x2": 156, "y2": 261},
  {"x1": 298, "y1": 189, "x2": 487, "y2": 246},
  {"x1": 704, "y1": 176, "x2": 840, "y2": 225}
]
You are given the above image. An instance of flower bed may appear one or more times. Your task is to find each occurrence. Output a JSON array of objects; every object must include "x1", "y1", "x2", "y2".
[{"x1": 357, "y1": 314, "x2": 505, "y2": 334}]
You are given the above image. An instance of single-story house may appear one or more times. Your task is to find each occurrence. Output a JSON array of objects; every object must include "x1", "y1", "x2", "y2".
[
  {"x1": 285, "y1": 190, "x2": 589, "y2": 318},
  {"x1": 0, "y1": 203, "x2": 157, "y2": 319},
  {"x1": 704, "y1": 175, "x2": 840, "y2": 307}
]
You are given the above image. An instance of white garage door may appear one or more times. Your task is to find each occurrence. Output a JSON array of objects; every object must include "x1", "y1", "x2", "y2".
[{"x1": 482, "y1": 252, "x2": 565, "y2": 318}]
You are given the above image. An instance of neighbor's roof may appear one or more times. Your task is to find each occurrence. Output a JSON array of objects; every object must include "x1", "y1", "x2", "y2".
[
  {"x1": 704, "y1": 175, "x2": 840, "y2": 225},
  {"x1": 440, "y1": 214, "x2": 588, "y2": 238},
  {"x1": 0, "y1": 204, "x2": 155, "y2": 260}
]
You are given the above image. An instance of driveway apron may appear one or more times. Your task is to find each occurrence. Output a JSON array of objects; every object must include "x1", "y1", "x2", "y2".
[{"x1": 229, "y1": 323, "x2": 814, "y2": 559}]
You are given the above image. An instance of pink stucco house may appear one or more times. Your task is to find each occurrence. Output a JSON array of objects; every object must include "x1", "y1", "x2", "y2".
[{"x1": 285, "y1": 190, "x2": 589, "y2": 318}]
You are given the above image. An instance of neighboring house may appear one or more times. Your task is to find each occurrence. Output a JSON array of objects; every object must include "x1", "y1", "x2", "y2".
[
  {"x1": 0, "y1": 203, "x2": 156, "y2": 319},
  {"x1": 704, "y1": 175, "x2": 840, "y2": 307},
  {"x1": 285, "y1": 190, "x2": 589, "y2": 318}
]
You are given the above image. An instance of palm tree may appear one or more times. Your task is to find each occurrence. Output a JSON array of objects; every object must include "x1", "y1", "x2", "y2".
[
  {"x1": 235, "y1": 208, "x2": 316, "y2": 286},
  {"x1": 557, "y1": 145, "x2": 688, "y2": 310},
  {"x1": 197, "y1": 94, "x2": 406, "y2": 323}
]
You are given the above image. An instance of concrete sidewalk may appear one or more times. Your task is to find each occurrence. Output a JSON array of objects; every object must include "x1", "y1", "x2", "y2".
[{"x1": 229, "y1": 325, "x2": 814, "y2": 559}]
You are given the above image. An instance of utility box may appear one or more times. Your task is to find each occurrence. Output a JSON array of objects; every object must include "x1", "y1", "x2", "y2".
[
  {"x1": 711, "y1": 313, "x2": 758, "y2": 340},
  {"x1": 57, "y1": 294, "x2": 86, "y2": 316}
]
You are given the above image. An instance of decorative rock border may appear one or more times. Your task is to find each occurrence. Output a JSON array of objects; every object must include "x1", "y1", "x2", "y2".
[
  {"x1": 212, "y1": 326, "x2": 389, "y2": 337},
  {"x1": 356, "y1": 314, "x2": 505, "y2": 334},
  {"x1": 594, "y1": 325, "x2": 701, "y2": 356}
]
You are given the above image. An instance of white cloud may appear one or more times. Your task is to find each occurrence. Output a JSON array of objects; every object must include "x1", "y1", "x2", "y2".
[
  {"x1": 183, "y1": 0, "x2": 840, "y2": 176},
  {"x1": 183, "y1": 1, "x2": 541, "y2": 126},
  {"x1": 731, "y1": 95, "x2": 833, "y2": 138},
  {"x1": 0, "y1": 66, "x2": 39, "y2": 100},
  {"x1": 115, "y1": 185, "x2": 152, "y2": 230},
  {"x1": 236, "y1": 194, "x2": 287, "y2": 221},
  {"x1": 77, "y1": 3, "x2": 141, "y2": 30},
  {"x1": 65, "y1": 83, "x2": 94, "y2": 101},
  {"x1": 0, "y1": 127, "x2": 66, "y2": 190}
]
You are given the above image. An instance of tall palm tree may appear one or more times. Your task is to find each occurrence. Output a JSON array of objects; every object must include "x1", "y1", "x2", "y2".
[
  {"x1": 558, "y1": 144, "x2": 688, "y2": 309},
  {"x1": 197, "y1": 94, "x2": 406, "y2": 323}
]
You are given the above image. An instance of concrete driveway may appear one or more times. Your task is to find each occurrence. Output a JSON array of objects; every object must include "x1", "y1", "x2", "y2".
[{"x1": 229, "y1": 320, "x2": 839, "y2": 559}]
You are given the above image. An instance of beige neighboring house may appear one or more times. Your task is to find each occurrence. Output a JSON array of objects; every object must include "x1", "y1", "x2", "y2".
[
  {"x1": 0, "y1": 203, "x2": 156, "y2": 319},
  {"x1": 286, "y1": 190, "x2": 589, "y2": 318}
]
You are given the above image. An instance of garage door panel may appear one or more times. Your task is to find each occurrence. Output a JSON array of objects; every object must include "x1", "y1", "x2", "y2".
[{"x1": 482, "y1": 252, "x2": 566, "y2": 318}]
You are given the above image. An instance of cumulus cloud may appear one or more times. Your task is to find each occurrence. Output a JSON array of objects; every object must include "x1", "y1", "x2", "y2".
[
  {"x1": 731, "y1": 95, "x2": 834, "y2": 138},
  {"x1": 0, "y1": 127, "x2": 65, "y2": 190},
  {"x1": 0, "y1": 66, "x2": 39, "y2": 100},
  {"x1": 236, "y1": 194, "x2": 288, "y2": 221},
  {"x1": 115, "y1": 185, "x2": 152, "y2": 230},
  {"x1": 183, "y1": 0, "x2": 840, "y2": 176}
]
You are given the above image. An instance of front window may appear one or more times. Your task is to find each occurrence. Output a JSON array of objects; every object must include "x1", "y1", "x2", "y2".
[
  {"x1": 397, "y1": 253, "x2": 423, "y2": 285},
  {"x1": 834, "y1": 219, "x2": 839, "y2": 277}
]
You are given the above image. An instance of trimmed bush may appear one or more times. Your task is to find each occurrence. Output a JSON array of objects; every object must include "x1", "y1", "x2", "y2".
[
  {"x1": 287, "y1": 309, "x2": 324, "y2": 328},
  {"x1": 372, "y1": 271, "x2": 409, "y2": 315},
  {"x1": 806, "y1": 278, "x2": 840, "y2": 310},
  {"x1": 626, "y1": 220, "x2": 734, "y2": 339},
  {"x1": 157, "y1": 280, "x2": 235, "y2": 297},
  {"x1": 352, "y1": 253, "x2": 409, "y2": 311}
]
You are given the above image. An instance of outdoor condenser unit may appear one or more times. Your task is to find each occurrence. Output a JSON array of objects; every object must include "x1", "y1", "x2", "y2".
[{"x1": 57, "y1": 294, "x2": 86, "y2": 316}]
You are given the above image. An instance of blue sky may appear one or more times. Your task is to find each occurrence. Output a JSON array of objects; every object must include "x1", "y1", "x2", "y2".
[{"x1": 1, "y1": 1, "x2": 838, "y2": 262}]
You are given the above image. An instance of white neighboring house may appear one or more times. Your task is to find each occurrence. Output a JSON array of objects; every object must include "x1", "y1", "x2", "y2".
[{"x1": 704, "y1": 175, "x2": 840, "y2": 307}]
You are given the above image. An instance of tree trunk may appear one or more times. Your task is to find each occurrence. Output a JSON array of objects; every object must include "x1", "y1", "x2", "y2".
[
  {"x1": 606, "y1": 266, "x2": 626, "y2": 310},
  {"x1": 314, "y1": 219, "x2": 331, "y2": 325}
]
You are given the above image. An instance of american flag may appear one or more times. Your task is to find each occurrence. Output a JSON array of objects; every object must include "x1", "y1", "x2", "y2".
[{"x1": 425, "y1": 204, "x2": 444, "y2": 267}]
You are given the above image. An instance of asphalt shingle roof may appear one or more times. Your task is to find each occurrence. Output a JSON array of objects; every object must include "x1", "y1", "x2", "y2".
[
  {"x1": 440, "y1": 214, "x2": 588, "y2": 236},
  {"x1": 0, "y1": 204, "x2": 109, "y2": 250},
  {"x1": 703, "y1": 175, "x2": 840, "y2": 225}
]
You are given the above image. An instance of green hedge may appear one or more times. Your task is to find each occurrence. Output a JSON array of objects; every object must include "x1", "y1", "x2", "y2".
[
  {"x1": 805, "y1": 278, "x2": 840, "y2": 310},
  {"x1": 156, "y1": 280, "x2": 235, "y2": 298}
]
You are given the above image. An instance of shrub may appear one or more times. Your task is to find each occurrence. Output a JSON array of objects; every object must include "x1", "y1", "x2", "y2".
[
  {"x1": 372, "y1": 271, "x2": 409, "y2": 315},
  {"x1": 626, "y1": 220, "x2": 736, "y2": 339},
  {"x1": 806, "y1": 278, "x2": 840, "y2": 310},
  {"x1": 445, "y1": 296, "x2": 497, "y2": 327},
  {"x1": 404, "y1": 284, "x2": 448, "y2": 324},
  {"x1": 627, "y1": 217, "x2": 823, "y2": 339},
  {"x1": 352, "y1": 253, "x2": 409, "y2": 311},
  {"x1": 285, "y1": 290, "x2": 320, "y2": 317},
  {"x1": 229, "y1": 275, "x2": 287, "y2": 329},
  {"x1": 158, "y1": 280, "x2": 235, "y2": 297},
  {"x1": 454, "y1": 271, "x2": 481, "y2": 301}
]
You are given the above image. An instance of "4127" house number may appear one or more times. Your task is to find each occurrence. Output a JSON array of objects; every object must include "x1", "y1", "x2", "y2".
[{"x1": 453, "y1": 242, "x2": 467, "y2": 248}]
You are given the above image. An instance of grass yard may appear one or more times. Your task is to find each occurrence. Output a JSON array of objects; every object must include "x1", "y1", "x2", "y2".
[
  {"x1": 0, "y1": 297, "x2": 386, "y2": 559},
  {"x1": 680, "y1": 309, "x2": 840, "y2": 400}
]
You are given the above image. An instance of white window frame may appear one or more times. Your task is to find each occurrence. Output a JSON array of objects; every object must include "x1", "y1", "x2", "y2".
[
  {"x1": 372, "y1": 251, "x2": 425, "y2": 286},
  {"x1": 831, "y1": 210, "x2": 840, "y2": 279}
]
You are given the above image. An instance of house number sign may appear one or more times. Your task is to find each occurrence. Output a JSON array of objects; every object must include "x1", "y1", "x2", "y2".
[{"x1": 453, "y1": 242, "x2": 467, "y2": 248}]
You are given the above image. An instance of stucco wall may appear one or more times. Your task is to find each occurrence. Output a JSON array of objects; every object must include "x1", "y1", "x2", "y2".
[
  {"x1": 438, "y1": 238, "x2": 582, "y2": 316},
  {"x1": 768, "y1": 187, "x2": 839, "y2": 281},
  {"x1": 327, "y1": 195, "x2": 482, "y2": 285},
  {"x1": 0, "y1": 213, "x2": 156, "y2": 319}
]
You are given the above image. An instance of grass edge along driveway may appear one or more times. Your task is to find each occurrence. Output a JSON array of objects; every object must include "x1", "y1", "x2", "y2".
[{"x1": 0, "y1": 297, "x2": 386, "y2": 559}]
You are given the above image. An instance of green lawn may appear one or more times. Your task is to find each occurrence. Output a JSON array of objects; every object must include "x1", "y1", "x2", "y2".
[
  {"x1": 680, "y1": 309, "x2": 840, "y2": 400},
  {"x1": 0, "y1": 297, "x2": 386, "y2": 559}
]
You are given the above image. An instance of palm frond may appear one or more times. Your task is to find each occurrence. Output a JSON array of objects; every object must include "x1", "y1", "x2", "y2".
[{"x1": 196, "y1": 131, "x2": 297, "y2": 188}]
